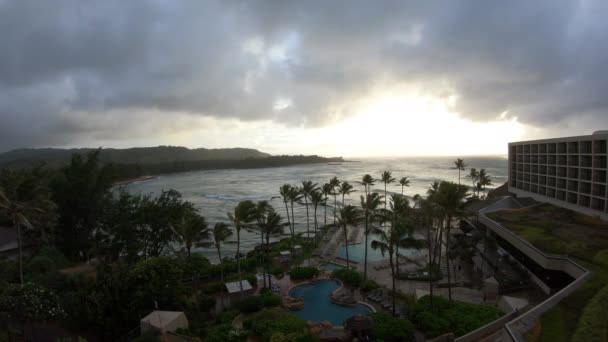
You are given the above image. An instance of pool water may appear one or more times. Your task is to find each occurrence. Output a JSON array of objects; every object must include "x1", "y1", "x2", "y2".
[
  {"x1": 318, "y1": 262, "x2": 347, "y2": 271},
  {"x1": 337, "y1": 234, "x2": 417, "y2": 263},
  {"x1": 288, "y1": 279, "x2": 371, "y2": 326}
]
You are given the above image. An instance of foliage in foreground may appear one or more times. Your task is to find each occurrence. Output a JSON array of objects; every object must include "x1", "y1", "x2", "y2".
[
  {"x1": 368, "y1": 312, "x2": 415, "y2": 342},
  {"x1": 411, "y1": 295, "x2": 503, "y2": 338},
  {"x1": 242, "y1": 308, "x2": 316, "y2": 342}
]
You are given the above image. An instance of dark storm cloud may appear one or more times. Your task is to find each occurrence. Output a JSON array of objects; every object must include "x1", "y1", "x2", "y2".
[{"x1": 1, "y1": 0, "x2": 607, "y2": 151}]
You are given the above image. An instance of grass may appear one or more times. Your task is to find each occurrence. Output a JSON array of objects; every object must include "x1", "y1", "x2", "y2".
[{"x1": 487, "y1": 203, "x2": 608, "y2": 341}]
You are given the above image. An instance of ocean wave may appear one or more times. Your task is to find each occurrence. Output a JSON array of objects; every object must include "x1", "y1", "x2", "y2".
[{"x1": 204, "y1": 193, "x2": 237, "y2": 200}]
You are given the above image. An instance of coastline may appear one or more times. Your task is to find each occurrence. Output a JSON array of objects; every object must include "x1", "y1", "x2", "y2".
[{"x1": 113, "y1": 175, "x2": 157, "y2": 187}]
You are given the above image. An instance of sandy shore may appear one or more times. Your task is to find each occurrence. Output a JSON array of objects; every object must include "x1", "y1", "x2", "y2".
[{"x1": 113, "y1": 175, "x2": 157, "y2": 187}]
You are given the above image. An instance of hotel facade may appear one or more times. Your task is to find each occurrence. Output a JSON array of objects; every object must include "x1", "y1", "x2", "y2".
[{"x1": 508, "y1": 131, "x2": 608, "y2": 220}]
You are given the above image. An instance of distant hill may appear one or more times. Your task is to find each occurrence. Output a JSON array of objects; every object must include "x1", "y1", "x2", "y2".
[{"x1": 0, "y1": 146, "x2": 271, "y2": 168}]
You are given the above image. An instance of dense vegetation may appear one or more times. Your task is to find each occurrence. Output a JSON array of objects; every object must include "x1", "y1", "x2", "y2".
[
  {"x1": 411, "y1": 295, "x2": 503, "y2": 337},
  {"x1": 368, "y1": 312, "x2": 415, "y2": 342},
  {"x1": 0, "y1": 152, "x2": 506, "y2": 340}
]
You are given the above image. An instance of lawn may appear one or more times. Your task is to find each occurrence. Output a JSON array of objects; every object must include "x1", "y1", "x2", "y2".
[{"x1": 486, "y1": 203, "x2": 608, "y2": 341}]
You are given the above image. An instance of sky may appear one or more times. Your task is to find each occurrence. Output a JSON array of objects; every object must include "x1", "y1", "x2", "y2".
[{"x1": 1, "y1": 1, "x2": 608, "y2": 157}]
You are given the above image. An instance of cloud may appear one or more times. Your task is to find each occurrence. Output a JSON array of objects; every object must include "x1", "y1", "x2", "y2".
[{"x1": 1, "y1": 0, "x2": 607, "y2": 151}]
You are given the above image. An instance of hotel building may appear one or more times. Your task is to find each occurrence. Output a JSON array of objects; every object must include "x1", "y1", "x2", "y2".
[{"x1": 508, "y1": 131, "x2": 608, "y2": 220}]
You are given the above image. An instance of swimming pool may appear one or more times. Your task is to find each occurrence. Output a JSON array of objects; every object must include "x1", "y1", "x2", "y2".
[
  {"x1": 288, "y1": 279, "x2": 371, "y2": 326},
  {"x1": 318, "y1": 262, "x2": 347, "y2": 271},
  {"x1": 337, "y1": 234, "x2": 417, "y2": 263}
]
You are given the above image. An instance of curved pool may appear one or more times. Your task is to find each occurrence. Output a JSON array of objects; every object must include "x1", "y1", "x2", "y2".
[{"x1": 288, "y1": 279, "x2": 371, "y2": 326}]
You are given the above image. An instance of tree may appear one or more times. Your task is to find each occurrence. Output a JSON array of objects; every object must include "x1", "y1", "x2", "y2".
[
  {"x1": 451, "y1": 159, "x2": 468, "y2": 185},
  {"x1": 338, "y1": 181, "x2": 355, "y2": 207},
  {"x1": 0, "y1": 167, "x2": 56, "y2": 285},
  {"x1": 279, "y1": 184, "x2": 294, "y2": 249},
  {"x1": 358, "y1": 174, "x2": 376, "y2": 196},
  {"x1": 373, "y1": 194, "x2": 423, "y2": 315},
  {"x1": 141, "y1": 190, "x2": 194, "y2": 258},
  {"x1": 260, "y1": 210, "x2": 287, "y2": 287},
  {"x1": 171, "y1": 210, "x2": 210, "y2": 258},
  {"x1": 467, "y1": 168, "x2": 480, "y2": 197},
  {"x1": 252, "y1": 201, "x2": 273, "y2": 288},
  {"x1": 227, "y1": 200, "x2": 256, "y2": 295},
  {"x1": 310, "y1": 189, "x2": 325, "y2": 246},
  {"x1": 412, "y1": 194, "x2": 437, "y2": 310},
  {"x1": 379, "y1": 171, "x2": 396, "y2": 210},
  {"x1": 397, "y1": 177, "x2": 410, "y2": 196},
  {"x1": 211, "y1": 222, "x2": 233, "y2": 310},
  {"x1": 329, "y1": 177, "x2": 341, "y2": 226},
  {"x1": 477, "y1": 169, "x2": 492, "y2": 198},
  {"x1": 321, "y1": 183, "x2": 333, "y2": 229},
  {"x1": 430, "y1": 181, "x2": 468, "y2": 301},
  {"x1": 287, "y1": 186, "x2": 302, "y2": 250},
  {"x1": 298, "y1": 181, "x2": 319, "y2": 244},
  {"x1": 360, "y1": 192, "x2": 383, "y2": 281},
  {"x1": 51, "y1": 149, "x2": 114, "y2": 260},
  {"x1": 337, "y1": 205, "x2": 362, "y2": 268}
]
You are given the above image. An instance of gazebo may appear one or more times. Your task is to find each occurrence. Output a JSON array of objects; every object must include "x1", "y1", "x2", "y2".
[{"x1": 225, "y1": 280, "x2": 254, "y2": 301}]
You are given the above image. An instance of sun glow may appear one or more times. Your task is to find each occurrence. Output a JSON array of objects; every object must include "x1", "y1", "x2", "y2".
[{"x1": 321, "y1": 93, "x2": 526, "y2": 157}]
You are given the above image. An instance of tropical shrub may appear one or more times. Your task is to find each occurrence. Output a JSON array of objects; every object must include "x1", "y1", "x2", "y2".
[
  {"x1": 332, "y1": 268, "x2": 361, "y2": 287},
  {"x1": 289, "y1": 267, "x2": 319, "y2": 280},
  {"x1": 243, "y1": 308, "x2": 314, "y2": 341},
  {"x1": 361, "y1": 279, "x2": 380, "y2": 292},
  {"x1": 412, "y1": 295, "x2": 503, "y2": 337},
  {"x1": 236, "y1": 293, "x2": 281, "y2": 314},
  {"x1": 0, "y1": 282, "x2": 66, "y2": 321},
  {"x1": 368, "y1": 313, "x2": 415, "y2": 342}
]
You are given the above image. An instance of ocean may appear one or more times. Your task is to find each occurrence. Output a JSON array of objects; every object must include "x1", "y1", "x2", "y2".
[{"x1": 124, "y1": 156, "x2": 507, "y2": 262}]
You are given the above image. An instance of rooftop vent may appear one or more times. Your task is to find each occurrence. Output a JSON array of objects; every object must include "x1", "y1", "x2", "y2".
[{"x1": 593, "y1": 130, "x2": 608, "y2": 135}]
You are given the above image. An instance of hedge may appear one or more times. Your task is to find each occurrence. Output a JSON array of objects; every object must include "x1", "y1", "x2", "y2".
[
  {"x1": 571, "y1": 284, "x2": 608, "y2": 342},
  {"x1": 236, "y1": 293, "x2": 281, "y2": 314},
  {"x1": 368, "y1": 312, "x2": 415, "y2": 342},
  {"x1": 289, "y1": 267, "x2": 319, "y2": 280},
  {"x1": 412, "y1": 295, "x2": 502, "y2": 338}
]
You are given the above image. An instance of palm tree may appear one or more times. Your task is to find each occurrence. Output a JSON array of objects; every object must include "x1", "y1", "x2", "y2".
[
  {"x1": 477, "y1": 169, "x2": 492, "y2": 198},
  {"x1": 171, "y1": 210, "x2": 211, "y2": 258},
  {"x1": 0, "y1": 170, "x2": 54, "y2": 285},
  {"x1": 252, "y1": 201, "x2": 273, "y2": 288},
  {"x1": 212, "y1": 222, "x2": 233, "y2": 310},
  {"x1": 467, "y1": 168, "x2": 480, "y2": 196},
  {"x1": 227, "y1": 200, "x2": 256, "y2": 295},
  {"x1": 279, "y1": 184, "x2": 293, "y2": 246},
  {"x1": 310, "y1": 190, "x2": 325, "y2": 246},
  {"x1": 338, "y1": 181, "x2": 355, "y2": 207},
  {"x1": 288, "y1": 186, "x2": 302, "y2": 250},
  {"x1": 451, "y1": 158, "x2": 468, "y2": 184},
  {"x1": 299, "y1": 181, "x2": 319, "y2": 244},
  {"x1": 397, "y1": 177, "x2": 410, "y2": 196},
  {"x1": 431, "y1": 181, "x2": 468, "y2": 301},
  {"x1": 360, "y1": 192, "x2": 383, "y2": 281},
  {"x1": 379, "y1": 171, "x2": 396, "y2": 210},
  {"x1": 261, "y1": 210, "x2": 287, "y2": 287},
  {"x1": 329, "y1": 177, "x2": 341, "y2": 226},
  {"x1": 358, "y1": 174, "x2": 376, "y2": 196},
  {"x1": 413, "y1": 195, "x2": 436, "y2": 309},
  {"x1": 370, "y1": 224, "x2": 400, "y2": 316},
  {"x1": 337, "y1": 205, "x2": 362, "y2": 268},
  {"x1": 321, "y1": 183, "x2": 333, "y2": 229}
]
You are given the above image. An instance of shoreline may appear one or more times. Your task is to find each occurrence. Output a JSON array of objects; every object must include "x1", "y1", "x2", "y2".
[{"x1": 113, "y1": 175, "x2": 157, "y2": 187}]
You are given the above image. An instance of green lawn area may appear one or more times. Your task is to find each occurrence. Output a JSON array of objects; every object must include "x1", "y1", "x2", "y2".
[{"x1": 487, "y1": 204, "x2": 608, "y2": 342}]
